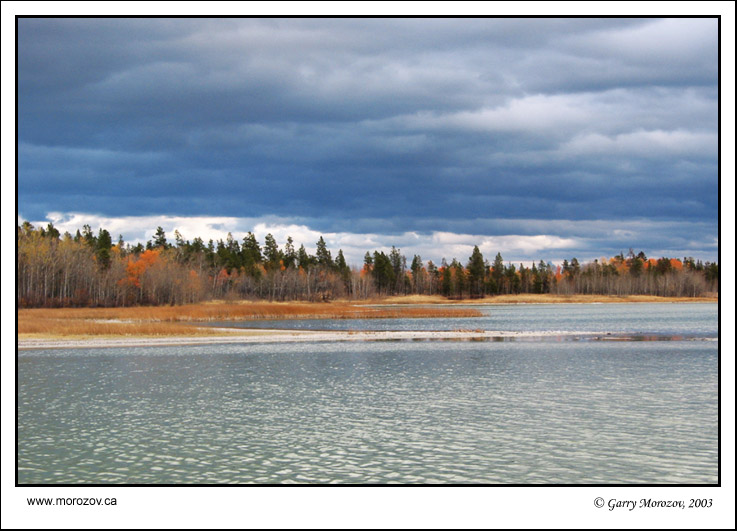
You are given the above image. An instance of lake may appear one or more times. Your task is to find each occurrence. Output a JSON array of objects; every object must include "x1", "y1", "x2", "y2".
[{"x1": 17, "y1": 303, "x2": 718, "y2": 484}]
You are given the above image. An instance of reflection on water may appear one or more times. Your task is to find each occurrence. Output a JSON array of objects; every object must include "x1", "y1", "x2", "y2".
[
  {"x1": 381, "y1": 333, "x2": 699, "y2": 343},
  {"x1": 206, "y1": 302, "x2": 718, "y2": 339},
  {"x1": 19, "y1": 338, "x2": 718, "y2": 484}
]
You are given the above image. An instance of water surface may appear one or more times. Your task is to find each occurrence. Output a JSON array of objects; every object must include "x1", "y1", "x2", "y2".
[
  {"x1": 18, "y1": 303, "x2": 718, "y2": 484},
  {"x1": 208, "y1": 303, "x2": 717, "y2": 338}
]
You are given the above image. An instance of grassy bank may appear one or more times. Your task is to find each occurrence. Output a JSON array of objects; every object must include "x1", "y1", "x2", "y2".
[{"x1": 17, "y1": 301, "x2": 483, "y2": 338}]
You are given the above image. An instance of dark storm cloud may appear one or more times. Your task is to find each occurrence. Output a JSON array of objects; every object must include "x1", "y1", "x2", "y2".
[{"x1": 17, "y1": 17, "x2": 719, "y2": 260}]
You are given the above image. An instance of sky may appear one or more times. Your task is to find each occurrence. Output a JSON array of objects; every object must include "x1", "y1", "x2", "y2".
[{"x1": 16, "y1": 16, "x2": 721, "y2": 266}]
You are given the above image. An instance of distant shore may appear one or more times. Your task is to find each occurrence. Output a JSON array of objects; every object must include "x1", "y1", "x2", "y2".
[{"x1": 368, "y1": 293, "x2": 718, "y2": 304}]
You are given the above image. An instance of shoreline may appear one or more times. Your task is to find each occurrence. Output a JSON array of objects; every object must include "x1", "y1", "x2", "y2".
[
  {"x1": 11, "y1": 330, "x2": 602, "y2": 350},
  {"x1": 17, "y1": 328, "x2": 718, "y2": 351},
  {"x1": 367, "y1": 294, "x2": 718, "y2": 305}
]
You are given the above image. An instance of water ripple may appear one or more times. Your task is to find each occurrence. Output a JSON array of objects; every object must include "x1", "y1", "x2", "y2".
[{"x1": 18, "y1": 337, "x2": 718, "y2": 484}]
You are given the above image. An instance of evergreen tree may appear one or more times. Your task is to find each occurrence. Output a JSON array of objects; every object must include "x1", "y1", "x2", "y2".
[
  {"x1": 441, "y1": 258, "x2": 452, "y2": 297},
  {"x1": 410, "y1": 255, "x2": 423, "y2": 293},
  {"x1": 153, "y1": 226, "x2": 168, "y2": 249},
  {"x1": 316, "y1": 236, "x2": 333, "y2": 268},
  {"x1": 655, "y1": 257, "x2": 672, "y2": 275},
  {"x1": 191, "y1": 237, "x2": 205, "y2": 253},
  {"x1": 629, "y1": 255, "x2": 644, "y2": 277},
  {"x1": 492, "y1": 252, "x2": 505, "y2": 294},
  {"x1": 372, "y1": 251, "x2": 395, "y2": 293},
  {"x1": 426, "y1": 260, "x2": 439, "y2": 294},
  {"x1": 206, "y1": 240, "x2": 216, "y2": 268},
  {"x1": 450, "y1": 258, "x2": 466, "y2": 298},
  {"x1": 335, "y1": 249, "x2": 348, "y2": 270},
  {"x1": 217, "y1": 233, "x2": 241, "y2": 271},
  {"x1": 389, "y1": 247, "x2": 403, "y2": 278},
  {"x1": 297, "y1": 244, "x2": 311, "y2": 270},
  {"x1": 96, "y1": 229, "x2": 113, "y2": 269},
  {"x1": 174, "y1": 230, "x2": 186, "y2": 248},
  {"x1": 20, "y1": 221, "x2": 35, "y2": 236},
  {"x1": 263, "y1": 233, "x2": 282, "y2": 270},
  {"x1": 467, "y1": 246, "x2": 486, "y2": 298},
  {"x1": 705, "y1": 262, "x2": 719, "y2": 284},
  {"x1": 531, "y1": 262, "x2": 543, "y2": 293},
  {"x1": 389, "y1": 246, "x2": 405, "y2": 293},
  {"x1": 505, "y1": 262, "x2": 520, "y2": 293},
  {"x1": 336, "y1": 249, "x2": 351, "y2": 289},
  {"x1": 45, "y1": 223, "x2": 60, "y2": 239},
  {"x1": 283, "y1": 236, "x2": 296, "y2": 269},
  {"x1": 241, "y1": 232, "x2": 262, "y2": 272},
  {"x1": 82, "y1": 224, "x2": 96, "y2": 247}
]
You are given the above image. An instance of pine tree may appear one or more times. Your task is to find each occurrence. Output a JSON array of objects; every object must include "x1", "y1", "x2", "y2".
[
  {"x1": 174, "y1": 230, "x2": 186, "y2": 248},
  {"x1": 441, "y1": 258, "x2": 452, "y2": 297},
  {"x1": 82, "y1": 224, "x2": 96, "y2": 247},
  {"x1": 283, "y1": 236, "x2": 296, "y2": 269},
  {"x1": 153, "y1": 226, "x2": 168, "y2": 249},
  {"x1": 427, "y1": 260, "x2": 439, "y2": 294},
  {"x1": 45, "y1": 223, "x2": 60, "y2": 239},
  {"x1": 372, "y1": 251, "x2": 395, "y2": 294},
  {"x1": 410, "y1": 255, "x2": 423, "y2": 294},
  {"x1": 492, "y1": 252, "x2": 504, "y2": 294},
  {"x1": 241, "y1": 232, "x2": 262, "y2": 276},
  {"x1": 336, "y1": 249, "x2": 351, "y2": 289},
  {"x1": 363, "y1": 252, "x2": 373, "y2": 270},
  {"x1": 298, "y1": 244, "x2": 311, "y2": 270},
  {"x1": 96, "y1": 229, "x2": 113, "y2": 269},
  {"x1": 451, "y1": 258, "x2": 466, "y2": 298},
  {"x1": 316, "y1": 236, "x2": 333, "y2": 269},
  {"x1": 335, "y1": 249, "x2": 348, "y2": 271},
  {"x1": 263, "y1": 233, "x2": 282, "y2": 270},
  {"x1": 467, "y1": 246, "x2": 485, "y2": 298}
]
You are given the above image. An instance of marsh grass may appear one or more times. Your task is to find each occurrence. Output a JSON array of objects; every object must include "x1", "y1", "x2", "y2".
[
  {"x1": 17, "y1": 301, "x2": 483, "y2": 338},
  {"x1": 17, "y1": 319, "x2": 220, "y2": 337}
]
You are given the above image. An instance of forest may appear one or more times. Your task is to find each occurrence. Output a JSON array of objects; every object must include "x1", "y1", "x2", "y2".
[{"x1": 17, "y1": 222, "x2": 719, "y2": 307}]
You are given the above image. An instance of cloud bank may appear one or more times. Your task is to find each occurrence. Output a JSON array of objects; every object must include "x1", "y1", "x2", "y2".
[{"x1": 17, "y1": 17, "x2": 720, "y2": 262}]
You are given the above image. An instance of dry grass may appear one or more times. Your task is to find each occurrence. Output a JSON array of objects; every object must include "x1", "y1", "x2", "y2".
[
  {"x1": 17, "y1": 319, "x2": 221, "y2": 338},
  {"x1": 17, "y1": 301, "x2": 483, "y2": 339},
  {"x1": 18, "y1": 301, "x2": 482, "y2": 322}
]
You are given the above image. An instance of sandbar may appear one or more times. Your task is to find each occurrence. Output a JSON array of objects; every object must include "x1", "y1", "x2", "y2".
[{"x1": 17, "y1": 328, "x2": 610, "y2": 350}]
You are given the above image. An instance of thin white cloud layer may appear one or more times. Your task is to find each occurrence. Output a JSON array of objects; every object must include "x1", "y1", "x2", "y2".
[
  {"x1": 25, "y1": 212, "x2": 717, "y2": 267},
  {"x1": 367, "y1": 87, "x2": 716, "y2": 141},
  {"x1": 420, "y1": 95, "x2": 592, "y2": 133},
  {"x1": 564, "y1": 18, "x2": 717, "y2": 62},
  {"x1": 561, "y1": 129, "x2": 717, "y2": 158},
  {"x1": 28, "y1": 212, "x2": 584, "y2": 265}
]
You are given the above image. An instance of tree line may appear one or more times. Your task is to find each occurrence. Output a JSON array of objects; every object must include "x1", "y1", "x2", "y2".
[{"x1": 17, "y1": 222, "x2": 719, "y2": 307}]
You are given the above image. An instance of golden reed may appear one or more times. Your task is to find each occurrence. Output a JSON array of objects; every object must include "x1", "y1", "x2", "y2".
[{"x1": 17, "y1": 301, "x2": 483, "y2": 338}]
